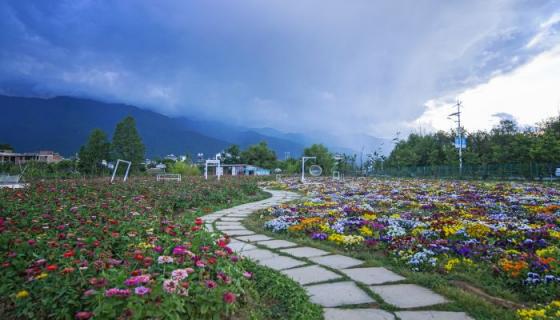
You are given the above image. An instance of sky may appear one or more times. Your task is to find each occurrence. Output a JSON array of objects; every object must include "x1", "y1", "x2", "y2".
[{"x1": 1, "y1": 0, "x2": 559, "y2": 139}]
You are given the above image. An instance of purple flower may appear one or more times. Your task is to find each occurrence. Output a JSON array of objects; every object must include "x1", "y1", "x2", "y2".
[
  {"x1": 134, "y1": 286, "x2": 151, "y2": 296},
  {"x1": 311, "y1": 232, "x2": 328, "y2": 240}
]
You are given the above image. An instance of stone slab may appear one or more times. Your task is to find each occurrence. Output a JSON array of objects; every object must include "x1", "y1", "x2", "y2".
[
  {"x1": 370, "y1": 284, "x2": 448, "y2": 309},
  {"x1": 340, "y1": 267, "x2": 405, "y2": 285},
  {"x1": 240, "y1": 248, "x2": 279, "y2": 262},
  {"x1": 323, "y1": 308, "x2": 394, "y2": 320},
  {"x1": 236, "y1": 234, "x2": 273, "y2": 242},
  {"x1": 305, "y1": 281, "x2": 375, "y2": 307},
  {"x1": 222, "y1": 230, "x2": 255, "y2": 236},
  {"x1": 280, "y1": 265, "x2": 342, "y2": 285},
  {"x1": 215, "y1": 225, "x2": 248, "y2": 231},
  {"x1": 258, "y1": 255, "x2": 307, "y2": 270},
  {"x1": 219, "y1": 217, "x2": 244, "y2": 222},
  {"x1": 279, "y1": 246, "x2": 331, "y2": 258},
  {"x1": 215, "y1": 222, "x2": 243, "y2": 226},
  {"x1": 227, "y1": 241, "x2": 257, "y2": 252},
  {"x1": 309, "y1": 255, "x2": 364, "y2": 269},
  {"x1": 395, "y1": 311, "x2": 473, "y2": 320},
  {"x1": 257, "y1": 239, "x2": 299, "y2": 249}
]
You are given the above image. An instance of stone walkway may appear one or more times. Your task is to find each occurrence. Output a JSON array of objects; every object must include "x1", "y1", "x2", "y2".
[{"x1": 202, "y1": 190, "x2": 474, "y2": 320}]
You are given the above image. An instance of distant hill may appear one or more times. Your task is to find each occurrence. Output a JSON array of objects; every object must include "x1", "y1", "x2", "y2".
[{"x1": 0, "y1": 95, "x2": 306, "y2": 158}]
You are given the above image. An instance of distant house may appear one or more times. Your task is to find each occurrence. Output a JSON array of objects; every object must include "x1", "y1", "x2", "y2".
[
  {"x1": 164, "y1": 154, "x2": 178, "y2": 161},
  {"x1": 244, "y1": 165, "x2": 270, "y2": 176},
  {"x1": 0, "y1": 150, "x2": 63, "y2": 164}
]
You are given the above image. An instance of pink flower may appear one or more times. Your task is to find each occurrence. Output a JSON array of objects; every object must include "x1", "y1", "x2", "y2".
[
  {"x1": 172, "y1": 246, "x2": 187, "y2": 256},
  {"x1": 243, "y1": 271, "x2": 253, "y2": 279},
  {"x1": 195, "y1": 260, "x2": 206, "y2": 268},
  {"x1": 75, "y1": 311, "x2": 93, "y2": 319},
  {"x1": 171, "y1": 269, "x2": 189, "y2": 281},
  {"x1": 205, "y1": 280, "x2": 217, "y2": 289},
  {"x1": 153, "y1": 246, "x2": 163, "y2": 253},
  {"x1": 104, "y1": 288, "x2": 131, "y2": 298},
  {"x1": 223, "y1": 292, "x2": 236, "y2": 304},
  {"x1": 134, "y1": 286, "x2": 151, "y2": 296},
  {"x1": 124, "y1": 275, "x2": 150, "y2": 286},
  {"x1": 157, "y1": 256, "x2": 174, "y2": 264},
  {"x1": 163, "y1": 279, "x2": 178, "y2": 293}
]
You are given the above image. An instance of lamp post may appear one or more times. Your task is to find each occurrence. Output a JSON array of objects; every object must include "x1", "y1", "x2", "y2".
[{"x1": 301, "y1": 156, "x2": 316, "y2": 183}]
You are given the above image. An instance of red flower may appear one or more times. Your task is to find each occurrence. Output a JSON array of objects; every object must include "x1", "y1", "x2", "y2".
[
  {"x1": 223, "y1": 292, "x2": 236, "y2": 304},
  {"x1": 195, "y1": 218, "x2": 203, "y2": 225},
  {"x1": 75, "y1": 311, "x2": 93, "y2": 320},
  {"x1": 46, "y1": 264, "x2": 58, "y2": 271},
  {"x1": 63, "y1": 250, "x2": 75, "y2": 258}
]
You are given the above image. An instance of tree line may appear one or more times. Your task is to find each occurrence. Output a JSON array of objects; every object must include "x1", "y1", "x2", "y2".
[
  {"x1": 385, "y1": 115, "x2": 560, "y2": 170},
  {"x1": 79, "y1": 116, "x2": 145, "y2": 174}
]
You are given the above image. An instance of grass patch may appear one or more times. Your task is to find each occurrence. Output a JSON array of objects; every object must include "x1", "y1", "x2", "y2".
[{"x1": 238, "y1": 260, "x2": 323, "y2": 320}]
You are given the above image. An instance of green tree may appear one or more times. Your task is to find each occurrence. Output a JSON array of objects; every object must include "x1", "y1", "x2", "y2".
[
  {"x1": 241, "y1": 141, "x2": 277, "y2": 169},
  {"x1": 221, "y1": 145, "x2": 242, "y2": 164},
  {"x1": 0, "y1": 143, "x2": 13, "y2": 151},
  {"x1": 169, "y1": 161, "x2": 201, "y2": 176},
  {"x1": 303, "y1": 144, "x2": 334, "y2": 175},
  {"x1": 78, "y1": 128, "x2": 111, "y2": 175},
  {"x1": 111, "y1": 116, "x2": 145, "y2": 171}
]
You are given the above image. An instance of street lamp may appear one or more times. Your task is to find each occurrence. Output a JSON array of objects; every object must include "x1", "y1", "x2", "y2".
[{"x1": 301, "y1": 156, "x2": 316, "y2": 182}]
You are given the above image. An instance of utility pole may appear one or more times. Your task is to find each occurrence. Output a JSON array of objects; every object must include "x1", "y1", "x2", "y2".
[{"x1": 449, "y1": 101, "x2": 463, "y2": 176}]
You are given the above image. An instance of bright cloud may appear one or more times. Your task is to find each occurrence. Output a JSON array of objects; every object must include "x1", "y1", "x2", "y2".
[{"x1": 412, "y1": 44, "x2": 560, "y2": 133}]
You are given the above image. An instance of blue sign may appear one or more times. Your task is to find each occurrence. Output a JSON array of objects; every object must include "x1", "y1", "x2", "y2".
[{"x1": 454, "y1": 137, "x2": 466, "y2": 149}]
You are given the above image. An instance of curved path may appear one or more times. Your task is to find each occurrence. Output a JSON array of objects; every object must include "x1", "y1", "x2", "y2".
[{"x1": 202, "y1": 190, "x2": 473, "y2": 320}]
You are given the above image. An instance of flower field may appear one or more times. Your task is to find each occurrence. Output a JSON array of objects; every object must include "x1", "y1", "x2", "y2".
[
  {"x1": 264, "y1": 178, "x2": 560, "y2": 307},
  {"x1": 0, "y1": 177, "x2": 264, "y2": 319}
]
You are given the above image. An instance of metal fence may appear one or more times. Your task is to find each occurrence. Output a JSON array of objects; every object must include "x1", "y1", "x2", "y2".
[{"x1": 372, "y1": 163, "x2": 560, "y2": 180}]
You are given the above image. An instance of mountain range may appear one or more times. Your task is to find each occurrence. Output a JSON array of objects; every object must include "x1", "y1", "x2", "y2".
[{"x1": 0, "y1": 95, "x2": 391, "y2": 158}]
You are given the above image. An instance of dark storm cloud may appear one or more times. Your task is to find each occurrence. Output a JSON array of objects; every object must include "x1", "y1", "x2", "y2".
[{"x1": 0, "y1": 0, "x2": 558, "y2": 138}]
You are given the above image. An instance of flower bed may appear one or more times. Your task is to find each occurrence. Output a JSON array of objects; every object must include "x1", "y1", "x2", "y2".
[
  {"x1": 0, "y1": 177, "x2": 264, "y2": 319},
  {"x1": 263, "y1": 178, "x2": 560, "y2": 306}
]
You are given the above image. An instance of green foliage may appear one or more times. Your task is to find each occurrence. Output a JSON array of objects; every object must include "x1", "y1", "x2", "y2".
[
  {"x1": 168, "y1": 161, "x2": 201, "y2": 176},
  {"x1": 245, "y1": 261, "x2": 323, "y2": 320},
  {"x1": 221, "y1": 145, "x2": 242, "y2": 164},
  {"x1": 303, "y1": 144, "x2": 335, "y2": 174},
  {"x1": 0, "y1": 143, "x2": 13, "y2": 151},
  {"x1": 111, "y1": 116, "x2": 145, "y2": 171},
  {"x1": 240, "y1": 141, "x2": 277, "y2": 169},
  {"x1": 386, "y1": 117, "x2": 560, "y2": 177},
  {"x1": 78, "y1": 128, "x2": 110, "y2": 175}
]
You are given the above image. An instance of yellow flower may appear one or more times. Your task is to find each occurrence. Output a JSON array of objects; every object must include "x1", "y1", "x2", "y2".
[
  {"x1": 390, "y1": 214, "x2": 400, "y2": 219},
  {"x1": 35, "y1": 272, "x2": 48, "y2": 280},
  {"x1": 363, "y1": 213, "x2": 377, "y2": 221},
  {"x1": 16, "y1": 290, "x2": 29, "y2": 299},
  {"x1": 549, "y1": 230, "x2": 560, "y2": 239},
  {"x1": 359, "y1": 225, "x2": 373, "y2": 237}
]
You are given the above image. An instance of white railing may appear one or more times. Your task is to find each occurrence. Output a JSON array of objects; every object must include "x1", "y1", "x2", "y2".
[{"x1": 156, "y1": 174, "x2": 182, "y2": 182}]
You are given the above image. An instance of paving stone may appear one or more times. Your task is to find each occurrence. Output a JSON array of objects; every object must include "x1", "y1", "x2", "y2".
[
  {"x1": 279, "y1": 246, "x2": 331, "y2": 258},
  {"x1": 258, "y1": 255, "x2": 307, "y2": 270},
  {"x1": 323, "y1": 308, "x2": 395, "y2": 320},
  {"x1": 370, "y1": 284, "x2": 448, "y2": 309},
  {"x1": 215, "y1": 225, "x2": 247, "y2": 231},
  {"x1": 236, "y1": 234, "x2": 273, "y2": 242},
  {"x1": 309, "y1": 255, "x2": 364, "y2": 269},
  {"x1": 239, "y1": 249, "x2": 279, "y2": 261},
  {"x1": 215, "y1": 222, "x2": 243, "y2": 226},
  {"x1": 305, "y1": 281, "x2": 375, "y2": 307},
  {"x1": 222, "y1": 230, "x2": 255, "y2": 236},
  {"x1": 280, "y1": 265, "x2": 342, "y2": 285},
  {"x1": 340, "y1": 267, "x2": 405, "y2": 285},
  {"x1": 395, "y1": 311, "x2": 473, "y2": 320},
  {"x1": 220, "y1": 217, "x2": 244, "y2": 222},
  {"x1": 205, "y1": 224, "x2": 214, "y2": 232},
  {"x1": 226, "y1": 241, "x2": 257, "y2": 252},
  {"x1": 257, "y1": 239, "x2": 299, "y2": 249}
]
